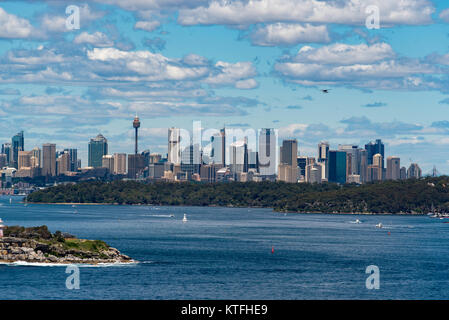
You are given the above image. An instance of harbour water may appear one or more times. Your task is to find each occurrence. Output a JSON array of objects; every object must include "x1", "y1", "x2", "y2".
[{"x1": 1, "y1": 195, "x2": 449, "y2": 300}]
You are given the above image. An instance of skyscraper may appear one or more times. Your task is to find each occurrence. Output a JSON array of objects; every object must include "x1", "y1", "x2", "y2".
[
  {"x1": 11, "y1": 131, "x2": 24, "y2": 169},
  {"x1": 168, "y1": 127, "x2": 181, "y2": 165},
  {"x1": 229, "y1": 139, "x2": 248, "y2": 178},
  {"x1": 42, "y1": 143, "x2": 56, "y2": 176},
  {"x1": 102, "y1": 155, "x2": 114, "y2": 173},
  {"x1": 259, "y1": 128, "x2": 277, "y2": 179},
  {"x1": 210, "y1": 128, "x2": 226, "y2": 166},
  {"x1": 113, "y1": 153, "x2": 127, "y2": 174},
  {"x1": 56, "y1": 152, "x2": 70, "y2": 175},
  {"x1": 64, "y1": 148, "x2": 78, "y2": 172},
  {"x1": 386, "y1": 156, "x2": 401, "y2": 180},
  {"x1": 88, "y1": 134, "x2": 108, "y2": 168},
  {"x1": 1, "y1": 143, "x2": 11, "y2": 166},
  {"x1": 407, "y1": 163, "x2": 422, "y2": 179},
  {"x1": 328, "y1": 150, "x2": 347, "y2": 184},
  {"x1": 278, "y1": 139, "x2": 298, "y2": 183},
  {"x1": 365, "y1": 139, "x2": 385, "y2": 168},
  {"x1": 318, "y1": 141, "x2": 329, "y2": 180}
]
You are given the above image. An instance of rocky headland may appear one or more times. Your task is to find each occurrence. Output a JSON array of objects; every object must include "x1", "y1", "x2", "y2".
[{"x1": 0, "y1": 225, "x2": 134, "y2": 265}]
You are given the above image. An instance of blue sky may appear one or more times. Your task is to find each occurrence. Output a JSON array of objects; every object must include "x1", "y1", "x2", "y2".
[{"x1": 1, "y1": 0, "x2": 449, "y2": 173}]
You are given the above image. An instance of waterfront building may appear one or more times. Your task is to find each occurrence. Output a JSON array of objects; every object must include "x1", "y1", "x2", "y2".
[
  {"x1": 18, "y1": 151, "x2": 32, "y2": 169},
  {"x1": 88, "y1": 134, "x2": 108, "y2": 168}
]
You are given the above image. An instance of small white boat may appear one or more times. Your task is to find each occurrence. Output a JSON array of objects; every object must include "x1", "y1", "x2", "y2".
[
  {"x1": 375, "y1": 223, "x2": 383, "y2": 228},
  {"x1": 182, "y1": 214, "x2": 188, "y2": 223},
  {"x1": 9, "y1": 198, "x2": 12, "y2": 204},
  {"x1": 355, "y1": 219, "x2": 361, "y2": 224}
]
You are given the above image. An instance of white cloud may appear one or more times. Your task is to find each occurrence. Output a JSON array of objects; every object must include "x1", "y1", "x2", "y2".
[
  {"x1": 250, "y1": 23, "x2": 330, "y2": 46},
  {"x1": 74, "y1": 32, "x2": 114, "y2": 47},
  {"x1": 274, "y1": 43, "x2": 440, "y2": 90},
  {"x1": 134, "y1": 20, "x2": 161, "y2": 32},
  {"x1": 235, "y1": 79, "x2": 259, "y2": 89},
  {"x1": 292, "y1": 43, "x2": 395, "y2": 65},
  {"x1": 0, "y1": 7, "x2": 33, "y2": 39},
  {"x1": 178, "y1": 0, "x2": 435, "y2": 27},
  {"x1": 205, "y1": 61, "x2": 258, "y2": 87}
]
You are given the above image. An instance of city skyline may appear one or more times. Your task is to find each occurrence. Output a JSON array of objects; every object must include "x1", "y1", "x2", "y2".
[{"x1": 1, "y1": 1, "x2": 449, "y2": 174}]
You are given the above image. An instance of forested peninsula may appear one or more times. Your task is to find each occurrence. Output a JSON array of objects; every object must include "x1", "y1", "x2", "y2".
[{"x1": 26, "y1": 177, "x2": 449, "y2": 214}]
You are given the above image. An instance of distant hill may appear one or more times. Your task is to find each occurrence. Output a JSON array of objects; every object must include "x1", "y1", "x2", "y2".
[{"x1": 26, "y1": 177, "x2": 449, "y2": 214}]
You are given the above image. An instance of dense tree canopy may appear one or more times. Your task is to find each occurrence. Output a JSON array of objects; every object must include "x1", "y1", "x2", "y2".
[{"x1": 26, "y1": 177, "x2": 449, "y2": 214}]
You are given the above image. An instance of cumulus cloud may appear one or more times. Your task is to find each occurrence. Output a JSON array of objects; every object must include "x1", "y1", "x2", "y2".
[
  {"x1": 274, "y1": 42, "x2": 442, "y2": 91},
  {"x1": 74, "y1": 32, "x2": 114, "y2": 47},
  {"x1": 0, "y1": 7, "x2": 33, "y2": 39},
  {"x1": 205, "y1": 61, "x2": 258, "y2": 89},
  {"x1": 177, "y1": 0, "x2": 435, "y2": 27},
  {"x1": 134, "y1": 20, "x2": 161, "y2": 32},
  {"x1": 250, "y1": 23, "x2": 330, "y2": 46}
]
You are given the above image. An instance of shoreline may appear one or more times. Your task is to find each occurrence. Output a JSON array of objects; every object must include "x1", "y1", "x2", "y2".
[{"x1": 23, "y1": 201, "x2": 428, "y2": 215}]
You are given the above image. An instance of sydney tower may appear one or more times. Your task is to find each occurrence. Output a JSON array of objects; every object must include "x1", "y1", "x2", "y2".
[{"x1": 133, "y1": 114, "x2": 140, "y2": 155}]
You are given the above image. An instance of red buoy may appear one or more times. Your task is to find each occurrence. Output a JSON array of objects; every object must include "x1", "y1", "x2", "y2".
[{"x1": 271, "y1": 246, "x2": 275, "y2": 254}]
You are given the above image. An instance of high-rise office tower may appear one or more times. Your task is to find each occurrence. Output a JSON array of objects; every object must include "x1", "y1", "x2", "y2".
[
  {"x1": 181, "y1": 143, "x2": 201, "y2": 178},
  {"x1": 168, "y1": 127, "x2": 181, "y2": 165},
  {"x1": 113, "y1": 153, "x2": 127, "y2": 174},
  {"x1": 229, "y1": 140, "x2": 248, "y2": 177},
  {"x1": 56, "y1": 152, "x2": 70, "y2": 175},
  {"x1": 386, "y1": 156, "x2": 401, "y2": 180},
  {"x1": 88, "y1": 134, "x2": 108, "y2": 168},
  {"x1": 328, "y1": 150, "x2": 347, "y2": 184},
  {"x1": 259, "y1": 128, "x2": 277, "y2": 178},
  {"x1": 400, "y1": 166, "x2": 407, "y2": 180},
  {"x1": 318, "y1": 141, "x2": 329, "y2": 180},
  {"x1": 1, "y1": 143, "x2": 11, "y2": 166},
  {"x1": 297, "y1": 156, "x2": 307, "y2": 180},
  {"x1": 278, "y1": 139, "x2": 298, "y2": 183},
  {"x1": 210, "y1": 128, "x2": 226, "y2": 166},
  {"x1": 365, "y1": 139, "x2": 385, "y2": 168},
  {"x1": 359, "y1": 149, "x2": 368, "y2": 183},
  {"x1": 367, "y1": 153, "x2": 383, "y2": 181},
  {"x1": 306, "y1": 162, "x2": 322, "y2": 184},
  {"x1": 0, "y1": 154, "x2": 7, "y2": 168},
  {"x1": 102, "y1": 155, "x2": 115, "y2": 173},
  {"x1": 31, "y1": 147, "x2": 41, "y2": 168},
  {"x1": 407, "y1": 163, "x2": 422, "y2": 179},
  {"x1": 42, "y1": 143, "x2": 56, "y2": 176},
  {"x1": 64, "y1": 148, "x2": 77, "y2": 172},
  {"x1": 11, "y1": 131, "x2": 24, "y2": 169},
  {"x1": 18, "y1": 151, "x2": 32, "y2": 169},
  {"x1": 338, "y1": 145, "x2": 360, "y2": 176}
]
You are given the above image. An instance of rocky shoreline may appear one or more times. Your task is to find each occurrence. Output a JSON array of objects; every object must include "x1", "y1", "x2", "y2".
[
  {"x1": 0, "y1": 237, "x2": 134, "y2": 264},
  {"x1": 0, "y1": 225, "x2": 134, "y2": 265}
]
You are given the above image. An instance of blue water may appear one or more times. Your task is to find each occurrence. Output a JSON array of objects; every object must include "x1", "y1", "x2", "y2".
[{"x1": 1, "y1": 195, "x2": 449, "y2": 299}]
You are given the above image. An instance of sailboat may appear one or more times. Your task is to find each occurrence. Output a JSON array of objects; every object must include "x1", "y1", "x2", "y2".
[{"x1": 182, "y1": 214, "x2": 188, "y2": 223}]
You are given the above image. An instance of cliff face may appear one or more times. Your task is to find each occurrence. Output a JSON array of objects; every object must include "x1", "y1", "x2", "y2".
[{"x1": 0, "y1": 237, "x2": 133, "y2": 264}]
